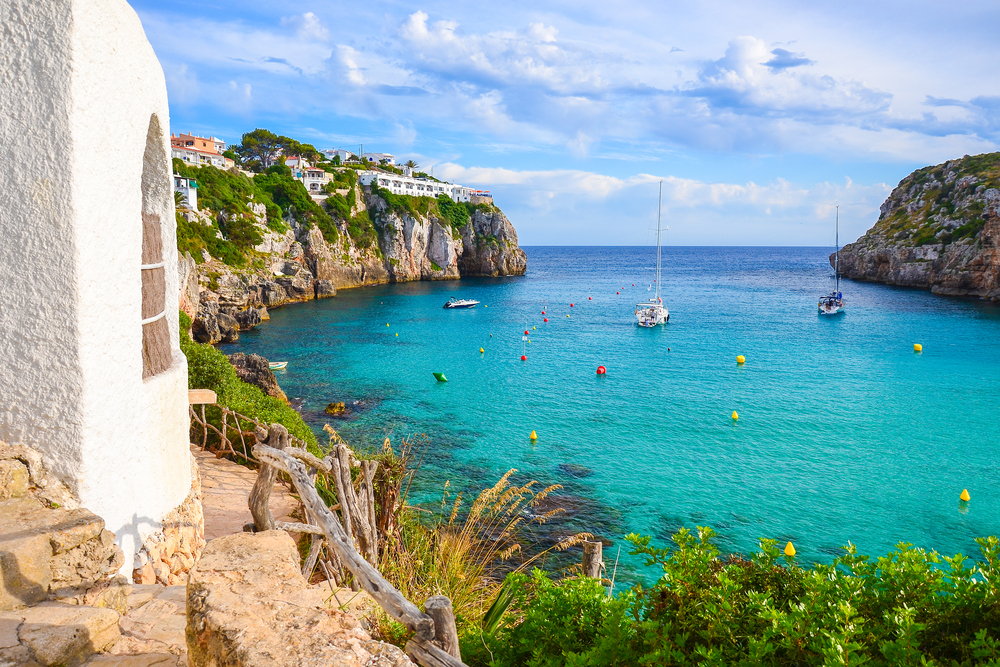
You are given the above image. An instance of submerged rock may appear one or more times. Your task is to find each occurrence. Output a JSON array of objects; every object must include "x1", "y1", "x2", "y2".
[
  {"x1": 324, "y1": 401, "x2": 349, "y2": 416},
  {"x1": 557, "y1": 463, "x2": 593, "y2": 479}
]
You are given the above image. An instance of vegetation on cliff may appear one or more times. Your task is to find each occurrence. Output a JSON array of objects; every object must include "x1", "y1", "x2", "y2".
[
  {"x1": 869, "y1": 152, "x2": 1000, "y2": 248},
  {"x1": 178, "y1": 311, "x2": 317, "y2": 448}
]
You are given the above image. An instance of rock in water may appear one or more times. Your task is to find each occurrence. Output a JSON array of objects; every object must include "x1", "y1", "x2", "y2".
[
  {"x1": 228, "y1": 353, "x2": 287, "y2": 403},
  {"x1": 217, "y1": 312, "x2": 239, "y2": 343},
  {"x1": 234, "y1": 307, "x2": 263, "y2": 331},
  {"x1": 838, "y1": 153, "x2": 1000, "y2": 299},
  {"x1": 325, "y1": 402, "x2": 348, "y2": 416}
]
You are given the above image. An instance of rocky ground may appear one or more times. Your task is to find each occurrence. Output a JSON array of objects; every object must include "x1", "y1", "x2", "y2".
[
  {"x1": 837, "y1": 152, "x2": 1000, "y2": 299},
  {"x1": 185, "y1": 184, "x2": 527, "y2": 345}
]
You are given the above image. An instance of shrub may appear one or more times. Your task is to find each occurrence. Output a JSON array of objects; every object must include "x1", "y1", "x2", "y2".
[
  {"x1": 179, "y1": 311, "x2": 317, "y2": 448},
  {"x1": 463, "y1": 526, "x2": 1000, "y2": 667}
]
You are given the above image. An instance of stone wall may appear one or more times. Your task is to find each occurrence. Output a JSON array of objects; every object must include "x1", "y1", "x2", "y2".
[{"x1": 134, "y1": 453, "x2": 206, "y2": 586}]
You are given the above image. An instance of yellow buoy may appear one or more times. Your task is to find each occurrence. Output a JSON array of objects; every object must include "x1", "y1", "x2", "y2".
[
  {"x1": 914, "y1": 343, "x2": 922, "y2": 352},
  {"x1": 532, "y1": 326, "x2": 536, "y2": 330},
  {"x1": 395, "y1": 333, "x2": 398, "y2": 337},
  {"x1": 960, "y1": 489, "x2": 971, "y2": 502},
  {"x1": 530, "y1": 430, "x2": 537, "y2": 441},
  {"x1": 784, "y1": 542, "x2": 796, "y2": 557},
  {"x1": 732, "y1": 411, "x2": 739, "y2": 420},
  {"x1": 480, "y1": 347, "x2": 484, "y2": 353},
  {"x1": 386, "y1": 323, "x2": 390, "y2": 327},
  {"x1": 736, "y1": 355, "x2": 745, "y2": 364}
]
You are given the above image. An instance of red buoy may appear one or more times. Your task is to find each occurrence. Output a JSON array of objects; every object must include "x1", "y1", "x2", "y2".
[
  {"x1": 570, "y1": 303, "x2": 574, "y2": 307},
  {"x1": 596, "y1": 365, "x2": 607, "y2": 375},
  {"x1": 543, "y1": 318, "x2": 548, "y2": 322},
  {"x1": 616, "y1": 291, "x2": 619, "y2": 294},
  {"x1": 520, "y1": 355, "x2": 527, "y2": 361},
  {"x1": 589, "y1": 297, "x2": 592, "y2": 300},
  {"x1": 632, "y1": 284, "x2": 635, "y2": 286},
  {"x1": 524, "y1": 330, "x2": 529, "y2": 335},
  {"x1": 542, "y1": 310, "x2": 546, "y2": 314}
]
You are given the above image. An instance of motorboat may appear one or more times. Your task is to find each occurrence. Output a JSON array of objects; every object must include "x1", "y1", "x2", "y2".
[
  {"x1": 443, "y1": 298, "x2": 480, "y2": 309},
  {"x1": 269, "y1": 361, "x2": 288, "y2": 370}
]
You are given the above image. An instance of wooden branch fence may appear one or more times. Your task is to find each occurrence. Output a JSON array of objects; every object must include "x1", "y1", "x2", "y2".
[{"x1": 186, "y1": 394, "x2": 607, "y2": 667}]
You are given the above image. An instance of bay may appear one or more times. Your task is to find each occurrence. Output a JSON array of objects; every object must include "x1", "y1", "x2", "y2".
[{"x1": 222, "y1": 246, "x2": 1000, "y2": 579}]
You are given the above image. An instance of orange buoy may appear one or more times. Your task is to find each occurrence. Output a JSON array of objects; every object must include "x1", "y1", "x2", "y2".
[
  {"x1": 520, "y1": 355, "x2": 527, "y2": 361},
  {"x1": 596, "y1": 365, "x2": 607, "y2": 375}
]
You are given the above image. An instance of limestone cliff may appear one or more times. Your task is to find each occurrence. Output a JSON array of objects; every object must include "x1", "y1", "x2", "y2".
[
  {"x1": 836, "y1": 152, "x2": 1000, "y2": 298},
  {"x1": 184, "y1": 181, "x2": 527, "y2": 344}
]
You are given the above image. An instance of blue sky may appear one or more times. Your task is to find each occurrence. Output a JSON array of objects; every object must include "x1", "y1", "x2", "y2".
[{"x1": 132, "y1": 0, "x2": 1000, "y2": 245}]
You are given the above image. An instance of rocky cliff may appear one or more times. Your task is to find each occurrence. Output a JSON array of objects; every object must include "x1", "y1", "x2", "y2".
[
  {"x1": 184, "y1": 181, "x2": 527, "y2": 344},
  {"x1": 836, "y1": 152, "x2": 1000, "y2": 298}
]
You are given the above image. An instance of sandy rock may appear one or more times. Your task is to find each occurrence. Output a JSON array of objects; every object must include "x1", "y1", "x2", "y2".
[
  {"x1": 315, "y1": 280, "x2": 336, "y2": 298},
  {"x1": 186, "y1": 531, "x2": 413, "y2": 667},
  {"x1": 83, "y1": 575, "x2": 132, "y2": 616},
  {"x1": 0, "y1": 498, "x2": 53, "y2": 609},
  {"x1": 17, "y1": 603, "x2": 120, "y2": 666},
  {"x1": 0, "y1": 460, "x2": 29, "y2": 500}
]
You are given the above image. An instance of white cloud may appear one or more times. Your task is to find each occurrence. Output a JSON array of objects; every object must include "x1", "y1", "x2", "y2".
[{"x1": 281, "y1": 12, "x2": 329, "y2": 41}]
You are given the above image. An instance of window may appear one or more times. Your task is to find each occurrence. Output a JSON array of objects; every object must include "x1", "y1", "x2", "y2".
[{"x1": 141, "y1": 115, "x2": 172, "y2": 379}]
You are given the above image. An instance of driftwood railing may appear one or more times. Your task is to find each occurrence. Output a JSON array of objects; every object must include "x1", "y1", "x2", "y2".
[{"x1": 250, "y1": 423, "x2": 465, "y2": 667}]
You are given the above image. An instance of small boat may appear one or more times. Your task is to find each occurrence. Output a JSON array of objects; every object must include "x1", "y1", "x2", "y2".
[
  {"x1": 636, "y1": 182, "x2": 669, "y2": 327},
  {"x1": 819, "y1": 206, "x2": 845, "y2": 316},
  {"x1": 269, "y1": 361, "x2": 288, "y2": 370},
  {"x1": 443, "y1": 298, "x2": 480, "y2": 309}
]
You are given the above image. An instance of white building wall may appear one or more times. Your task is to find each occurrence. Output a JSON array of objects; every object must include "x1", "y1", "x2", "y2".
[
  {"x1": 174, "y1": 175, "x2": 198, "y2": 210},
  {"x1": 0, "y1": 0, "x2": 192, "y2": 573},
  {"x1": 357, "y1": 170, "x2": 470, "y2": 200}
]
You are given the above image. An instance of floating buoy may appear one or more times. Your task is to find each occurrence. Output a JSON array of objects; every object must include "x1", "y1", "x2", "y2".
[
  {"x1": 480, "y1": 347, "x2": 484, "y2": 353},
  {"x1": 736, "y1": 355, "x2": 745, "y2": 364},
  {"x1": 914, "y1": 343, "x2": 923, "y2": 352},
  {"x1": 960, "y1": 489, "x2": 971, "y2": 502},
  {"x1": 520, "y1": 355, "x2": 527, "y2": 361},
  {"x1": 530, "y1": 430, "x2": 537, "y2": 441},
  {"x1": 542, "y1": 310, "x2": 546, "y2": 314},
  {"x1": 570, "y1": 303, "x2": 574, "y2": 307},
  {"x1": 616, "y1": 291, "x2": 619, "y2": 294},
  {"x1": 395, "y1": 333, "x2": 398, "y2": 337},
  {"x1": 632, "y1": 284, "x2": 635, "y2": 286},
  {"x1": 566, "y1": 315, "x2": 570, "y2": 318},
  {"x1": 544, "y1": 318, "x2": 548, "y2": 322},
  {"x1": 596, "y1": 365, "x2": 607, "y2": 375},
  {"x1": 732, "y1": 411, "x2": 739, "y2": 420},
  {"x1": 532, "y1": 326, "x2": 536, "y2": 330},
  {"x1": 386, "y1": 323, "x2": 390, "y2": 327},
  {"x1": 784, "y1": 542, "x2": 796, "y2": 557},
  {"x1": 432, "y1": 372, "x2": 447, "y2": 382},
  {"x1": 524, "y1": 330, "x2": 529, "y2": 335},
  {"x1": 668, "y1": 347, "x2": 671, "y2": 351},
  {"x1": 589, "y1": 297, "x2": 592, "y2": 300}
]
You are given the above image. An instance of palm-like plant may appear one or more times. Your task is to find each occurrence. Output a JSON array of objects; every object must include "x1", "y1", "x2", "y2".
[
  {"x1": 174, "y1": 190, "x2": 187, "y2": 209},
  {"x1": 404, "y1": 159, "x2": 419, "y2": 170}
]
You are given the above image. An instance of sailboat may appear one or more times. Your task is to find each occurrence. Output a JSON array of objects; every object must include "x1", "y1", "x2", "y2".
[
  {"x1": 636, "y1": 182, "x2": 669, "y2": 327},
  {"x1": 818, "y1": 205, "x2": 845, "y2": 315}
]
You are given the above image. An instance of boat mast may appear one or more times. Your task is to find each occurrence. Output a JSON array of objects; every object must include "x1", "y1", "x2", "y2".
[
  {"x1": 656, "y1": 181, "x2": 662, "y2": 302},
  {"x1": 835, "y1": 205, "x2": 840, "y2": 295}
]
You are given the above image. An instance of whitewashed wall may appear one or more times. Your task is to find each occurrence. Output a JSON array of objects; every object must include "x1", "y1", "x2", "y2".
[{"x1": 0, "y1": 0, "x2": 191, "y2": 572}]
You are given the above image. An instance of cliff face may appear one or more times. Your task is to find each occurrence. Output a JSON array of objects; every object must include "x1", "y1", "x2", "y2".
[
  {"x1": 185, "y1": 183, "x2": 527, "y2": 344},
  {"x1": 836, "y1": 153, "x2": 1000, "y2": 298}
]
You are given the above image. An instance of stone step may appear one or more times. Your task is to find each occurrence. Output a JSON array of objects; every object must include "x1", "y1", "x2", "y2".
[
  {"x1": 0, "y1": 497, "x2": 123, "y2": 611},
  {"x1": 0, "y1": 460, "x2": 29, "y2": 500},
  {"x1": 0, "y1": 602, "x2": 120, "y2": 667}
]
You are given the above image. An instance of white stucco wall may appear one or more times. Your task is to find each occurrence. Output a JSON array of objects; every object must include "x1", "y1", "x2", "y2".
[{"x1": 0, "y1": 0, "x2": 191, "y2": 572}]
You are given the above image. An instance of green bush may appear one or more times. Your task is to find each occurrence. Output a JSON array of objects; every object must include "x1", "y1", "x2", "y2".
[
  {"x1": 179, "y1": 312, "x2": 317, "y2": 448},
  {"x1": 463, "y1": 526, "x2": 1000, "y2": 667},
  {"x1": 254, "y1": 165, "x2": 339, "y2": 243}
]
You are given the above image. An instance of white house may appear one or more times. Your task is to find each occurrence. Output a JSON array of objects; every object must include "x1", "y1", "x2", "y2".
[
  {"x1": 171, "y1": 145, "x2": 232, "y2": 169},
  {"x1": 362, "y1": 152, "x2": 395, "y2": 166},
  {"x1": 174, "y1": 174, "x2": 198, "y2": 210},
  {"x1": 0, "y1": 0, "x2": 194, "y2": 575},
  {"x1": 285, "y1": 157, "x2": 333, "y2": 194},
  {"x1": 356, "y1": 170, "x2": 479, "y2": 202},
  {"x1": 324, "y1": 148, "x2": 357, "y2": 162}
]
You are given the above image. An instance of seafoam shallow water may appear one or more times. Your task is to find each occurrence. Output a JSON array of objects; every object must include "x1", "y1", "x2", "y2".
[{"x1": 222, "y1": 246, "x2": 1000, "y2": 580}]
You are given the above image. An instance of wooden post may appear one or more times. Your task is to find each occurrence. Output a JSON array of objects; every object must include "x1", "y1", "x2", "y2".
[
  {"x1": 582, "y1": 541, "x2": 603, "y2": 579},
  {"x1": 248, "y1": 424, "x2": 288, "y2": 531},
  {"x1": 424, "y1": 596, "x2": 461, "y2": 660}
]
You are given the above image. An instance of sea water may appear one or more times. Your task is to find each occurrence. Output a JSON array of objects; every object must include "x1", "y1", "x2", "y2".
[{"x1": 222, "y1": 247, "x2": 1000, "y2": 579}]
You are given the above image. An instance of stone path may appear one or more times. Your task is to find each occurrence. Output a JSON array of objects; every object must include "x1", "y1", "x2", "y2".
[
  {"x1": 191, "y1": 445, "x2": 300, "y2": 540},
  {"x1": 81, "y1": 448, "x2": 303, "y2": 664}
]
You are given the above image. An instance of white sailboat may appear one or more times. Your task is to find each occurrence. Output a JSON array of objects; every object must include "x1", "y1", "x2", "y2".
[
  {"x1": 819, "y1": 205, "x2": 845, "y2": 315},
  {"x1": 636, "y1": 182, "x2": 669, "y2": 327}
]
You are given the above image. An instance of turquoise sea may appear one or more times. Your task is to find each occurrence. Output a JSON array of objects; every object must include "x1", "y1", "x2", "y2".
[{"x1": 222, "y1": 246, "x2": 1000, "y2": 580}]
